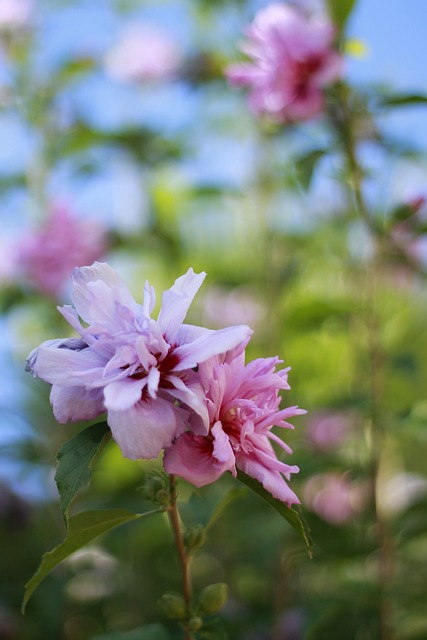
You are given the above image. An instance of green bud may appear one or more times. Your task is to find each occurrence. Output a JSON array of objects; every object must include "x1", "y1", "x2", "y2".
[
  {"x1": 187, "y1": 616, "x2": 203, "y2": 632},
  {"x1": 199, "y1": 583, "x2": 228, "y2": 614},
  {"x1": 184, "y1": 524, "x2": 206, "y2": 553},
  {"x1": 139, "y1": 470, "x2": 170, "y2": 506},
  {"x1": 157, "y1": 593, "x2": 186, "y2": 619}
]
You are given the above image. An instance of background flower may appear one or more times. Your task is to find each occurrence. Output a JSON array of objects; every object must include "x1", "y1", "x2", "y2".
[{"x1": 226, "y1": 2, "x2": 342, "y2": 122}]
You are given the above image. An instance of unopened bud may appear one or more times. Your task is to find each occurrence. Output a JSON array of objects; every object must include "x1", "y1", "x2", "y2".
[
  {"x1": 199, "y1": 583, "x2": 228, "y2": 614},
  {"x1": 184, "y1": 524, "x2": 206, "y2": 553},
  {"x1": 187, "y1": 616, "x2": 203, "y2": 632},
  {"x1": 139, "y1": 470, "x2": 170, "y2": 506},
  {"x1": 158, "y1": 593, "x2": 186, "y2": 619}
]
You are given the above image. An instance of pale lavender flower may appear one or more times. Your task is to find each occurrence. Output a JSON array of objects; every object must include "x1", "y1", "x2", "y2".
[
  {"x1": 104, "y1": 24, "x2": 181, "y2": 83},
  {"x1": 26, "y1": 263, "x2": 251, "y2": 460},
  {"x1": 226, "y1": 3, "x2": 342, "y2": 122},
  {"x1": 164, "y1": 343, "x2": 304, "y2": 505},
  {"x1": 16, "y1": 205, "x2": 107, "y2": 298}
]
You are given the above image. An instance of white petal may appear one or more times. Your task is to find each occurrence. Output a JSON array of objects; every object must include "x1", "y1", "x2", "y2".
[{"x1": 157, "y1": 269, "x2": 206, "y2": 342}]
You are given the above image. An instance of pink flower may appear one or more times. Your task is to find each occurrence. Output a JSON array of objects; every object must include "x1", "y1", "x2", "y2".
[
  {"x1": 164, "y1": 345, "x2": 304, "y2": 505},
  {"x1": 26, "y1": 263, "x2": 251, "y2": 460},
  {"x1": 17, "y1": 205, "x2": 107, "y2": 298},
  {"x1": 303, "y1": 472, "x2": 367, "y2": 524},
  {"x1": 0, "y1": 0, "x2": 32, "y2": 29},
  {"x1": 104, "y1": 24, "x2": 181, "y2": 83},
  {"x1": 306, "y1": 411, "x2": 354, "y2": 451},
  {"x1": 226, "y1": 3, "x2": 342, "y2": 122}
]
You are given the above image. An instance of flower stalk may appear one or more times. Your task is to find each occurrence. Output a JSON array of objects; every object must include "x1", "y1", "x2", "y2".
[{"x1": 167, "y1": 474, "x2": 194, "y2": 640}]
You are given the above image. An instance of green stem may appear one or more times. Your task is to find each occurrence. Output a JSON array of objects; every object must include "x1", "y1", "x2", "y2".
[
  {"x1": 167, "y1": 475, "x2": 193, "y2": 640},
  {"x1": 332, "y1": 86, "x2": 393, "y2": 640}
]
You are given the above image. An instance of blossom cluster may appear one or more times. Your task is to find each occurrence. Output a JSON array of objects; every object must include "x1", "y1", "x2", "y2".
[{"x1": 26, "y1": 263, "x2": 304, "y2": 505}]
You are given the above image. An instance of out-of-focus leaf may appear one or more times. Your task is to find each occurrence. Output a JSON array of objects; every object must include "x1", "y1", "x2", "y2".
[
  {"x1": 55, "y1": 421, "x2": 111, "y2": 524},
  {"x1": 295, "y1": 149, "x2": 326, "y2": 190},
  {"x1": 326, "y1": 0, "x2": 356, "y2": 30},
  {"x1": 236, "y1": 471, "x2": 313, "y2": 556},
  {"x1": 92, "y1": 623, "x2": 171, "y2": 640},
  {"x1": 22, "y1": 508, "x2": 164, "y2": 613},
  {"x1": 379, "y1": 93, "x2": 427, "y2": 108},
  {"x1": 205, "y1": 486, "x2": 247, "y2": 533}
]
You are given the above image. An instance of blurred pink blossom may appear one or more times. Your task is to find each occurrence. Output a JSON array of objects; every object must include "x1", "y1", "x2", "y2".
[
  {"x1": 202, "y1": 286, "x2": 266, "y2": 330},
  {"x1": 306, "y1": 411, "x2": 354, "y2": 451},
  {"x1": 17, "y1": 206, "x2": 107, "y2": 297},
  {"x1": 303, "y1": 472, "x2": 368, "y2": 524},
  {"x1": 104, "y1": 24, "x2": 181, "y2": 83},
  {"x1": 164, "y1": 344, "x2": 305, "y2": 505},
  {"x1": 26, "y1": 264, "x2": 251, "y2": 460},
  {"x1": 226, "y1": 3, "x2": 342, "y2": 122},
  {"x1": 0, "y1": 0, "x2": 32, "y2": 29}
]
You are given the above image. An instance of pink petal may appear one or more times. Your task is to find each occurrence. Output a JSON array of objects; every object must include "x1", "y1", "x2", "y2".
[
  {"x1": 50, "y1": 385, "x2": 105, "y2": 423},
  {"x1": 236, "y1": 453, "x2": 300, "y2": 506},
  {"x1": 173, "y1": 325, "x2": 252, "y2": 371},
  {"x1": 157, "y1": 268, "x2": 206, "y2": 342},
  {"x1": 163, "y1": 427, "x2": 235, "y2": 487},
  {"x1": 107, "y1": 396, "x2": 188, "y2": 459}
]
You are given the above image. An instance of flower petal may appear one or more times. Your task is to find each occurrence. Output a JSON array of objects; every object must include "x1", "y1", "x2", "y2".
[
  {"x1": 173, "y1": 325, "x2": 252, "y2": 371},
  {"x1": 163, "y1": 426, "x2": 235, "y2": 487},
  {"x1": 104, "y1": 378, "x2": 146, "y2": 411},
  {"x1": 28, "y1": 340, "x2": 107, "y2": 386},
  {"x1": 50, "y1": 385, "x2": 105, "y2": 423},
  {"x1": 157, "y1": 269, "x2": 206, "y2": 342},
  {"x1": 71, "y1": 262, "x2": 139, "y2": 327},
  {"x1": 107, "y1": 397, "x2": 188, "y2": 459},
  {"x1": 236, "y1": 453, "x2": 300, "y2": 506}
]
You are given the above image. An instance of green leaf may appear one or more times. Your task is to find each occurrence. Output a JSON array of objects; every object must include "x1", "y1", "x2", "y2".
[
  {"x1": 295, "y1": 149, "x2": 326, "y2": 191},
  {"x1": 204, "y1": 486, "x2": 247, "y2": 533},
  {"x1": 22, "y1": 508, "x2": 164, "y2": 613},
  {"x1": 236, "y1": 471, "x2": 313, "y2": 556},
  {"x1": 55, "y1": 421, "x2": 111, "y2": 523},
  {"x1": 379, "y1": 93, "x2": 427, "y2": 108},
  {"x1": 92, "y1": 623, "x2": 171, "y2": 640},
  {"x1": 326, "y1": 0, "x2": 356, "y2": 30}
]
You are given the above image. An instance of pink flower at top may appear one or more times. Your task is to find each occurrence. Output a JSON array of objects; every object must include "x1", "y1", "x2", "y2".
[
  {"x1": 17, "y1": 206, "x2": 107, "y2": 298},
  {"x1": 164, "y1": 344, "x2": 305, "y2": 505},
  {"x1": 26, "y1": 263, "x2": 251, "y2": 460},
  {"x1": 226, "y1": 3, "x2": 343, "y2": 123},
  {"x1": 105, "y1": 24, "x2": 181, "y2": 83},
  {"x1": 0, "y1": 0, "x2": 32, "y2": 29}
]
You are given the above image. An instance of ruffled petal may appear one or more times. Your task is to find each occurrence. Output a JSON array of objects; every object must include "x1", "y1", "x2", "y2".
[
  {"x1": 163, "y1": 425, "x2": 235, "y2": 487},
  {"x1": 236, "y1": 453, "x2": 300, "y2": 506},
  {"x1": 71, "y1": 262, "x2": 139, "y2": 327},
  {"x1": 157, "y1": 269, "x2": 206, "y2": 342},
  {"x1": 103, "y1": 378, "x2": 146, "y2": 411},
  {"x1": 173, "y1": 325, "x2": 252, "y2": 371},
  {"x1": 27, "y1": 340, "x2": 107, "y2": 386},
  {"x1": 50, "y1": 385, "x2": 105, "y2": 423},
  {"x1": 107, "y1": 397, "x2": 188, "y2": 459}
]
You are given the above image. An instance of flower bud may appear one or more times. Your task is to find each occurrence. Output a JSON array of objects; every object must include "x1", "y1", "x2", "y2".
[
  {"x1": 187, "y1": 616, "x2": 203, "y2": 632},
  {"x1": 157, "y1": 592, "x2": 186, "y2": 619},
  {"x1": 199, "y1": 583, "x2": 228, "y2": 614},
  {"x1": 184, "y1": 524, "x2": 206, "y2": 553},
  {"x1": 139, "y1": 470, "x2": 170, "y2": 506}
]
